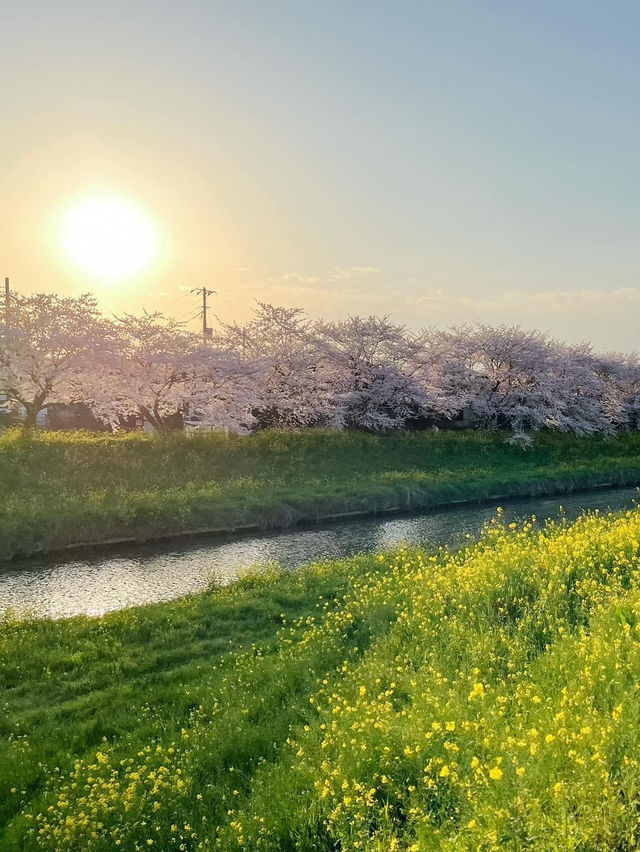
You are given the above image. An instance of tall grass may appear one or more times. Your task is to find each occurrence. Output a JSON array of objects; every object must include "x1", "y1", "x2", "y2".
[
  {"x1": 4, "y1": 427, "x2": 640, "y2": 559},
  {"x1": 5, "y1": 508, "x2": 640, "y2": 848}
]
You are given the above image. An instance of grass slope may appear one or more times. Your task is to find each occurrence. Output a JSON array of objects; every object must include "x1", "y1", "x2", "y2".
[
  {"x1": 4, "y1": 428, "x2": 640, "y2": 560},
  {"x1": 4, "y1": 509, "x2": 640, "y2": 848}
]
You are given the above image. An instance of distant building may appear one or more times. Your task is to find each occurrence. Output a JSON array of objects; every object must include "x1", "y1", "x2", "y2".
[
  {"x1": 0, "y1": 399, "x2": 109, "y2": 431},
  {"x1": 451, "y1": 406, "x2": 474, "y2": 428},
  {"x1": 0, "y1": 393, "x2": 22, "y2": 428},
  {"x1": 45, "y1": 404, "x2": 107, "y2": 431},
  {"x1": 407, "y1": 405, "x2": 475, "y2": 431}
]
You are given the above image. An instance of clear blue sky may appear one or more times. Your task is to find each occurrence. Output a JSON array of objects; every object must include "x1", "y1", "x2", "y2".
[{"x1": 2, "y1": 1, "x2": 639, "y2": 350}]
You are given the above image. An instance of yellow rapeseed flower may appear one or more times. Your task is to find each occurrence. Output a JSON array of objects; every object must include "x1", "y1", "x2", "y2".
[{"x1": 468, "y1": 682, "x2": 485, "y2": 701}]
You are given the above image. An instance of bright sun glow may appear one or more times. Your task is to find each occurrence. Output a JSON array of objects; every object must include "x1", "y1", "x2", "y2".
[{"x1": 60, "y1": 195, "x2": 158, "y2": 281}]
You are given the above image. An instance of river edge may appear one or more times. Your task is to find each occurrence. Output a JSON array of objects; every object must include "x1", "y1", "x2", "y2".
[{"x1": 8, "y1": 465, "x2": 640, "y2": 564}]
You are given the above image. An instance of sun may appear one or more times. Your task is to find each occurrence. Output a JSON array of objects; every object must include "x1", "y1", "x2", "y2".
[{"x1": 60, "y1": 195, "x2": 158, "y2": 281}]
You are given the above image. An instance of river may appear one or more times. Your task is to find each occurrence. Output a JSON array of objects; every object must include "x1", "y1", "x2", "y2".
[{"x1": 1, "y1": 485, "x2": 638, "y2": 620}]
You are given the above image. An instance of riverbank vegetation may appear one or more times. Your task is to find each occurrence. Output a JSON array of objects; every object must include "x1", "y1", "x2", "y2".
[
  {"x1": 4, "y1": 428, "x2": 640, "y2": 560},
  {"x1": 4, "y1": 507, "x2": 640, "y2": 849}
]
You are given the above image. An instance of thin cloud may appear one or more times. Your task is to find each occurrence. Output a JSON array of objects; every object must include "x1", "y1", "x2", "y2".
[
  {"x1": 407, "y1": 287, "x2": 640, "y2": 316},
  {"x1": 269, "y1": 266, "x2": 382, "y2": 288}
]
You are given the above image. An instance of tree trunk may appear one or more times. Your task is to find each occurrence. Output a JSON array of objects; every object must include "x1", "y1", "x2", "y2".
[
  {"x1": 23, "y1": 404, "x2": 39, "y2": 430},
  {"x1": 139, "y1": 406, "x2": 161, "y2": 432},
  {"x1": 139, "y1": 407, "x2": 184, "y2": 433},
  {"x1": 159, "y1": 411, "x2": 184, "y2": 432}
]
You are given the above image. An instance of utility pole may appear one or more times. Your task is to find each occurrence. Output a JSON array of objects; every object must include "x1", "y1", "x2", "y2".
[
  {"x1": 3, "y1": 278, "x2": 9, "y2": 329},
  {"x1": 191, "y1": 286, "x2": 215, "y2": 341}
]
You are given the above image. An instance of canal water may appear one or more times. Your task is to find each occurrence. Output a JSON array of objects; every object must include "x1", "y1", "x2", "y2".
[{"x1": 1, "y1": 485, "x2": 639, "y2": 620}]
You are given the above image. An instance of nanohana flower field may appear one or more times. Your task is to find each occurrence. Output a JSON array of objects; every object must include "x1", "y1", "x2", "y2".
[{"x1": 5, "y1": 506, "x2": 640, "y2": 849}]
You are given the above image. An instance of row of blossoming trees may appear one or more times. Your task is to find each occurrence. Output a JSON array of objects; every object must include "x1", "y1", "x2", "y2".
[{"x1": 1, "y1": 290, "x2": 640, "y2": 437}]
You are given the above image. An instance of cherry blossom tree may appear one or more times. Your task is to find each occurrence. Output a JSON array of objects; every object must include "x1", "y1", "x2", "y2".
[
  {"x1": 184, "y1": 344, "x2": 262, "y2": 434},
  {"x1": 313, "y1": 316, "x2": 433, "y2": 431},
  {"x1": 4, "y1": 289, "x2": 640, "y2": 440},
  {"x1": 547, "y1": 343, "x2": 614, "y2": 436},
  {"x1": 586, "y1": 350, "x2": 640, "y2": 430},
  {"x1": 424, "y1": 325, "x2": 613, "y2": 437},
  {"x1": 413, "y1": 327, "x2": 475, "y2": 422},
  {"x1": 83, "y1": 313, "x2": 258, "y2": 433},
  {"x1": 0, "y1": 292, "x2": 105, "y2": 428},
  {"x1": 468, "y1": 324, "x2": 572, "y2": 432},
  {"x1": 616, "y1": 353, "x2": 640, "y2": 428},
  {"x1": 217, "y1": 303, "x2": 335, "y2": 428}
]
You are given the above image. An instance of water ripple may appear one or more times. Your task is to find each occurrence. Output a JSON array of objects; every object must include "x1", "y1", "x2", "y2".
[{"x1": 1, "y1": 487, "x2": 637, "y2": 620}]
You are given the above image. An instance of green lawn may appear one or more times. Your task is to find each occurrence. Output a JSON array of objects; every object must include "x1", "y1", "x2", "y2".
[
  {"x1": 0, "y1": 560, "x2": 368, "y2": 849},
  {"x1": 4, "y1": 427, "x2": 640, "y2": 560},
  {"x1": 4, "y1": 508, "x2": 640, "y2": 849}
]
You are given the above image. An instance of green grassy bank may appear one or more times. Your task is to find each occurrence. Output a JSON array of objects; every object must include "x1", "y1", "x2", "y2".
[
  {"x1": 5, "y1": 509, "x2": 640, "y2": 849},
  {"x1": 4, "y1": 428, "x2": 640, "y2": 561}
]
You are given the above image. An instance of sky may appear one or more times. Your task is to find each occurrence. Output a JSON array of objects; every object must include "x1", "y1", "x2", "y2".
[{"x1": 2, "y1": 0, "x2": 640, "y2": 350}]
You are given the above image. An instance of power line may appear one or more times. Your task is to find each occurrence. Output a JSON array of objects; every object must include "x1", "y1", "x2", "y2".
[
  {"x1": 161, "y1": 290, "x2": 192, "y2": 317},
  {"x1": 171, "y1": 304, "x2": 200, "y2": 323},
  {"x1": 176, "y1": 309, "x2": 203, "y2": 325}
]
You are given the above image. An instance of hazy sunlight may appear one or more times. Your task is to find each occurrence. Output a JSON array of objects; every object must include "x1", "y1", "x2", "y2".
[{"x1": 60, "y1": 195, "x2": 158, "y2": 282}]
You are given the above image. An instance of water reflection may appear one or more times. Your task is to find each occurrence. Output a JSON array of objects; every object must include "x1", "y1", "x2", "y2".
[{"x1": 1, "y1": 486, "x2": 638, "y2": 620}]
